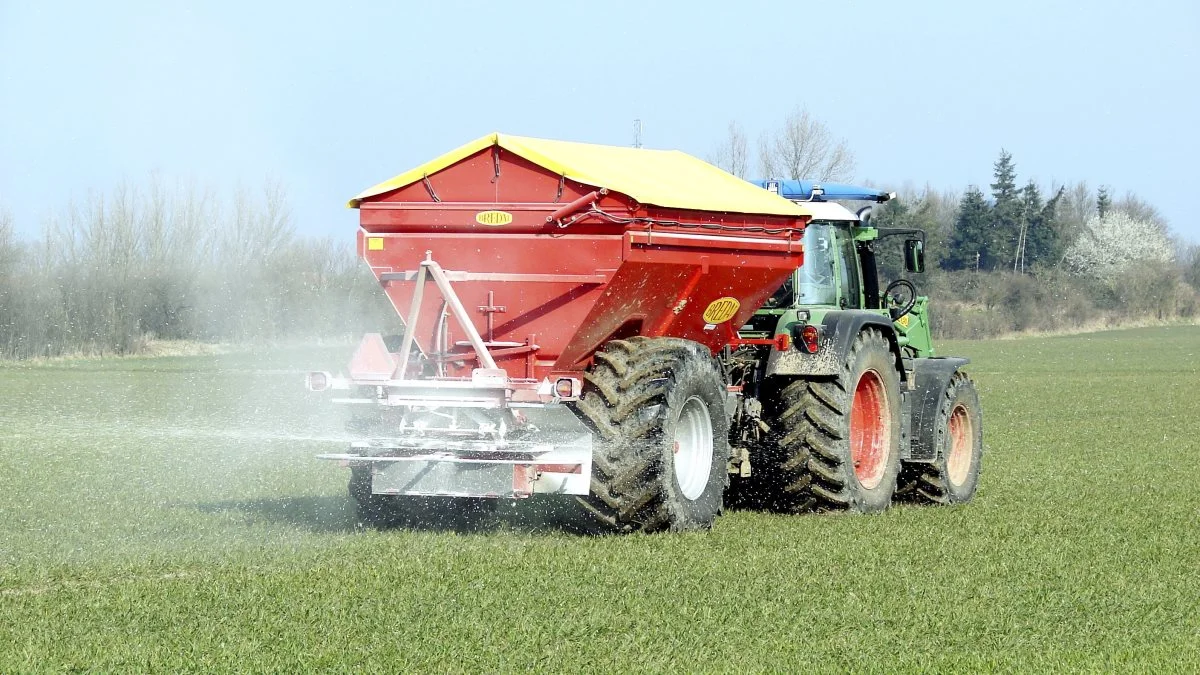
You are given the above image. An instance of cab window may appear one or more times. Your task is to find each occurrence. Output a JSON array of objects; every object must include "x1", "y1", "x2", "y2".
[
  {"x1": 835, "y1": 228, "x2": 861, "y2": 309},
  {"x1": 796, "y1": 223, "x2": 838, "y2": 306}
]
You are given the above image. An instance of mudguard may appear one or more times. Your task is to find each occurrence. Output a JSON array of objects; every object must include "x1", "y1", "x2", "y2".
[
  {"x1": 907, "y1": 357, "x2": 970, "y2": 461},
  {"x1": 766, "y1": 310, "x2": 905, "y2": 381}
]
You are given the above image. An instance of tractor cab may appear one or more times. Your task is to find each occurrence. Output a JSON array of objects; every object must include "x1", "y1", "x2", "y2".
[{"x1": 748, "y1": 180, "x2": 934, "y2": 358}]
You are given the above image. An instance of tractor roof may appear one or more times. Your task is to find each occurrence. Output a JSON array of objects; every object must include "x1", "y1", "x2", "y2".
[
  {"x1": 800, "y1": 201, "x2": 861, "y2": 222},
  {"x1": 349, "y1": 133, "x2": 810, "y2": 217}
]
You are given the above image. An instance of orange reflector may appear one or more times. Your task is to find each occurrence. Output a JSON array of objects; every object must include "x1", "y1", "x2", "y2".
[{"x1": 774, "y1": 333, "x2": 791, "y2": 351}]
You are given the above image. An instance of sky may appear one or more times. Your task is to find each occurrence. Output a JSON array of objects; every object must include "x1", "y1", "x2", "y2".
[{"x1": 2, "y1": 0, "x2": 1198, "y2": 241}]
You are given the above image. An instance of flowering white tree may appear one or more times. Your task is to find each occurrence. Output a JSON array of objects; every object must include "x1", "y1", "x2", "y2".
[{"x1": 1064, "y1": 211, "x2": 1174, "y2": 282}]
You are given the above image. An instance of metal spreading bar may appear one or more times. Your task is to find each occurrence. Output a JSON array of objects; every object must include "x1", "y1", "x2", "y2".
[{"x1": 393, "y1": 252, "x2": 499, "y2": 380}]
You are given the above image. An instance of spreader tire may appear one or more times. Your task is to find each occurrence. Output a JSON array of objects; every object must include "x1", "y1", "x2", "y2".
[
  {"x1": 898, "y1": 371, "x2": 983, "y2": 505},
  {"x1": 762, "y1": 328, "x2": 902, "y2": 514},
  {"x1": 569, "y1": 337, "x2": 729, "y2": 534}
]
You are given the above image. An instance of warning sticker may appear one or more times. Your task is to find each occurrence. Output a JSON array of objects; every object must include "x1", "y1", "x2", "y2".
[
  {"x1": 367, "y1": 237, "x2": 384, "y2": 251},
  {"x1": 895, "y1": 314, "x2": 911, "y2": 329},
  {"x1": 702, "y1": 297, "x2": 740, "y2": 324}
]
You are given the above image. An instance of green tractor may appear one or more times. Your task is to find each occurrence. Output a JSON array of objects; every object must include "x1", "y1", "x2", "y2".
[{"x1": 727, "y1": 180, "x2": 983, "y2": 513}]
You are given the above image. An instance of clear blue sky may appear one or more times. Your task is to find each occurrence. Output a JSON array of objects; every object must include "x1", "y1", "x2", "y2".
[{"x1": 2, "y1": 1, "x2": 1198, "y2": 240}]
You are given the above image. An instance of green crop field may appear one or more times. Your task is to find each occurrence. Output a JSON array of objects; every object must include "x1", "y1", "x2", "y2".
[{"x1": 2, "y1": 326, "x2": 1199, "y2": 672}]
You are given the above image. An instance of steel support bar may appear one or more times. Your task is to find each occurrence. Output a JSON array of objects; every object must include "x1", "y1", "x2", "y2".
[
  {"x1": 394, "y1": 264, "x2": 427, "y2": 380},
  {"x1": 421, "y1": 254, "x2": 499, "y2": 370}
]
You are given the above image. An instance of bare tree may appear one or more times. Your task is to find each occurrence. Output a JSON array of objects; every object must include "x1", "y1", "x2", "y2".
[
  {"x1": 1114, "y1": 192, "x2": 1168, "y2": 231},
  {"x1": 223, "y1": 179, "x2": 295, "y2": 268},
  {"x1": 0, "y1": 208, "x2": 22, "y2": 358},
  {"x1": 757, "y1": 106, "x2": 855, "y2": 181},
  {"x1": 707, "y1": 121, "x2": 749, "y2": 178},
  {"x1": 0, "y1": 208, "x2": 15, "y2": 272},
  {"x1": 1183, "y1": 243, "x2": 1200, "y2": 291}
]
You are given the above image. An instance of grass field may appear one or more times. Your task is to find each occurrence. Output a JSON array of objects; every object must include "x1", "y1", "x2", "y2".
[{"x1": 2, "y1": 326, "x2": 1199, "y2": 672}]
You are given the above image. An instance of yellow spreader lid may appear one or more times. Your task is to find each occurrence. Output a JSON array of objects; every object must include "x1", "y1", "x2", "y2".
[{"x1": 349, "y1": 132, "x2": 810, "y2": 218}]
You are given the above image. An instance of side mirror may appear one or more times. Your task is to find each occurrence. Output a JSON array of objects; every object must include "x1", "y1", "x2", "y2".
[{"x1": 904, "y1": 239, "x2": 926, "y2": 274}]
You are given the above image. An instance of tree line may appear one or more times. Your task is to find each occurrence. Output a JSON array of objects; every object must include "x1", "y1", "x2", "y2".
[
  {"x1": 869, "y1": 152, "x2": 1198, "y2": 336},
  {"x1": 710, "y1": 106, "x2": 1200, "y2": 337},
  {"x1": 0, "y1": 180, "x2": 395, "y2": 359}
]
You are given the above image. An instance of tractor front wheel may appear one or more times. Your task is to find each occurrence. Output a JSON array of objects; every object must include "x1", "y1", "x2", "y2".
[
  {"x1": 897, "y1": 371, "x2": 983, "y2": 505},
  {"x1": 763, "y1": 327, "x2": 902, "y2": 513},
  {"x1": 569, "y1": 337, "x2": 729, "y2": 533}
]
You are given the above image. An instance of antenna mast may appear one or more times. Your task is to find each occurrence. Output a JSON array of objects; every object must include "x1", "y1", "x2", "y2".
[{"x1": 632, "y1": 119, "x2": 643, "y2": 149}]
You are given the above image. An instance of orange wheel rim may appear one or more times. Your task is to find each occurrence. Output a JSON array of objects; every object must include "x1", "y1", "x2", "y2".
[
  {"x1": 946, "y1": 403, "x2": 973, "y2": 486},
  {"x1": 850, "y1": 369, "x2": 890, "y2": 489}
]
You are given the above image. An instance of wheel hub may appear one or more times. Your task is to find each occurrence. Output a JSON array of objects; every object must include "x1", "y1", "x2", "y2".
[{"x1": 673, "y1": 396, "x2": 714, "y2": 501}]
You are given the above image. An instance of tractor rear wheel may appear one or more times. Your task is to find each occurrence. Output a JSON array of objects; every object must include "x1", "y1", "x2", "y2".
[
  {"x1": 762, "y1": 328, "x2": 902, "y2": 514},
  {"x1": 897, "y1": 371, "x2": 983, "y2": 505},
  {"x1": 569, "y1": 337, "x2": 729, "y2": 533}
]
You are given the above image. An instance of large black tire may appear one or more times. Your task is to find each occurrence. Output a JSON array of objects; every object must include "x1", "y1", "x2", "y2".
[
  {"x1": 761, "y1": 328, "x2": 902, "y2": 514},
  {"x1": 568, "y1": 337, "x2": 729, "y2": 534},
  {"x1": 897, "y1": 371, "x2": 983, "y2": 505}
]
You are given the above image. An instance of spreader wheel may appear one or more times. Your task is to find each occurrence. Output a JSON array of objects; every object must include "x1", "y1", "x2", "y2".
[
  {"x1": 761, "y1": 328, "x2": 902, "y2": 514},
  {"x1": 897, "y1": 371, "x2": 983, "y2": 505},
  {"x1": 568, "y1": 337, "x2": 729, "y2": 533}
]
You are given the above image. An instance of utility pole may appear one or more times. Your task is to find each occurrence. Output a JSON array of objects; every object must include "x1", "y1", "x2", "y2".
[
  {"x1": 1014, "y1": 203, "x2": 1030, "y2": 274},
  {"x1": 1013, "y1": 225, "x2": 1026, "y2": 273},
  {"x1": 632, "y1": 119, "x2": 643, "y2": 149}
]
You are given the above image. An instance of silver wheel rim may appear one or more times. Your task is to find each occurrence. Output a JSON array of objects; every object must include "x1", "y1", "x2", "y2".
[{"x1": 673, "y1": 396, "x2": 714, "y2": 501}]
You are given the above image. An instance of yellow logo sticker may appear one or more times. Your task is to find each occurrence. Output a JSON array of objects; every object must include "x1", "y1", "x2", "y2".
[
  {"x1": 367, "y1": 237, "x2": 384, "y2": 251},
  {"x1": 475, "y1": 210, "x2": 513, "y2": 226},
  {"x1": 702, "y1": 297, "x2": 741, "y2": 324},
  {"x1": 896, "y1": 314, "x2": 911, "y2": 329}
]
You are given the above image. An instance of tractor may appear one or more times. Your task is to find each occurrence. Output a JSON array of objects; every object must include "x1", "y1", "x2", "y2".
[
  {"x1": 306, "y1": 134, "x2": 982, "y2": 533},
  {"x1": 726, "y1": 179, "x2": 982, "y2": 513}
]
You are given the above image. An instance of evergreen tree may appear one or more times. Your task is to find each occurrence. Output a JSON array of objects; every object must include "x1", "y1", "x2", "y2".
[
  {"x1": 1013, "y1": 180, "x2": 1043, "y2": 271},
  {"x1": 1023, "y1": 184, "x2": 1065, "y2": 269},
  {"x1": 990, "y1": 150, "x2": 1019, "y2": 200},
  {"x1": 989, "y1": 149, "x2": 1022, "y2": 270},
  {"x1": 943, "y1": 186, "x2": 991, "y2": 271},
  {"x1": 1096, "y1": 185, "x2": 1112, "y2": 218}
]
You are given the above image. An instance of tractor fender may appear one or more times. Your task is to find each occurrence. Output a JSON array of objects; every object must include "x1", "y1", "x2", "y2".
[
  {"x1": 766, "y1": 310, "x2": 906, "y2": 381},
  {"x1": 906, "y1": 357, "x2": 971, "y2": 461}
]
